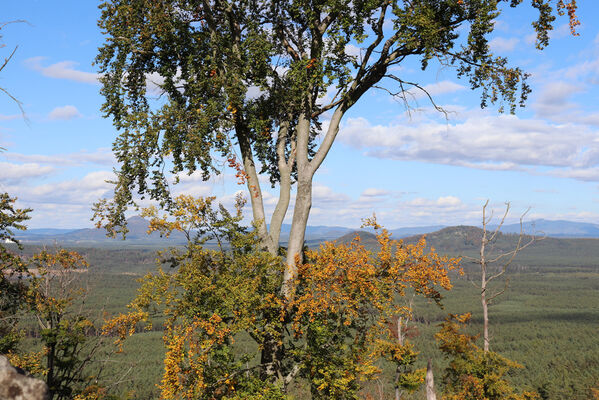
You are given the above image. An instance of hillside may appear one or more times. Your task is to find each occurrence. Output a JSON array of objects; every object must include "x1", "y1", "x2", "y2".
[
  {"x1": 335, "y1": 225, "x2": 599, "y2": 269},
  {"x1": 14, "y1": 216, "x2": 188, "y2": 246}
]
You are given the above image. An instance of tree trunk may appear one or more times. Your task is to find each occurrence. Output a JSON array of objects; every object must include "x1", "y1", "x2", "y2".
[
  {"x1": 481, "y1": 226, "x2": 489, "y2": 352},
  {"x1": 425, "y1": 359, "x2": 437, "y2": 400},
  {"x1": 482, "y1": 281, "x2": 489, "y2": 352},
  {"x1": 283, "y1": 176, "x2": 312, "y2": 299}
]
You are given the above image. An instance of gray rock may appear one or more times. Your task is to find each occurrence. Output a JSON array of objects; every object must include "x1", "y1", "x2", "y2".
[{"x1": 0, "y1": 355, "x2": 48, "y2": 400}]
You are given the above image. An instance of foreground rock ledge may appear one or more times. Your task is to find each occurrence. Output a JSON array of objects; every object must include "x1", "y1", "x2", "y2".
[{"x1": 0, "y1": 355, "x2": 48, "y2": 400}]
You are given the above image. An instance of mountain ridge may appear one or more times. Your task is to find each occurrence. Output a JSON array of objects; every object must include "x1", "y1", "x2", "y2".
[{"x1": 13, "y1": 217, "x2": 599, "y2": 246}]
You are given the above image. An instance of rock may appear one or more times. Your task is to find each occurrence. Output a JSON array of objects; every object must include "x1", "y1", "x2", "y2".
[{"x1": 0, "y1": 355, "x2": 48, "y2": 400}]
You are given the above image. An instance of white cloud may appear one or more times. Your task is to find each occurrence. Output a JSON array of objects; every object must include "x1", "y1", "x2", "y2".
[
  {"x1": 337, "y1": 114, "x2": 599, "y2": 181},
  {"x1": 407, "y1": 196, "x2": 462, "y2": 209},
  {"x1": 6, "y1": 170, "x2": 114, "y2": 208},
  {"x1": 405, "y1": 80, "x2": 465, "y2": 101},
  {"x1": 437, "y1": 196, "x2": 462, "y2": 207},
  {"x1": 532, "y1": 81, "x2": 582, "y2": 118},
  {"x1": 25, "y1": 57, "x2": 100, "y2": 84},
  {"x1": 489, "y1": 37, "x2": 519, "y2": 52},
  {"x1": 345, "y1": 44, "x2": 362, "y2": 58},
  {"x1": 0, "y1": 162, "x2": 55, "y2": 183},
  {"x1": 4, "y1": 149, "x2": 115, "y2": 166},
  {"x1": 524, "y1": 32, "x2": 537, "y2": 45},
  {"x1": 48, "y1": 105, "x2": 82, "y2": 120},
  {"x1": 361, "y1": 188, "x2": 389, "y2": 197},
  {"x1": 312, "y1": 183, "x2": 350, "y2": 204},
  {"x1": 560, "y1": 56, "x2": 599, "y2": 80}
]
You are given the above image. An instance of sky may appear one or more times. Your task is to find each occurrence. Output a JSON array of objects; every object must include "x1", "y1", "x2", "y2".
[{"x1": 2, "y1": 1, "x2": 599, "y2": 230}]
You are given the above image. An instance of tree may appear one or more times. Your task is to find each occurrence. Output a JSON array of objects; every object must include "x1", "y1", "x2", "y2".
[
  {"x1": 465, "y1": 201, "x2": 538, "y2": 352},
  {"x1": 27, "y1": 249, "x2": 96, "y2": 400},
  {"x1": 102, "y1": 197, "x2": 460, "y2": 398},
  {"x1": 0, "y1": 193, "x2": 32, "y2": 353},
  {"x1": 436, "y1": 313, "x2": 539, "y2": 400},
  {"x1": 94, "y1": 0, "x2": 579, "y2": 296}
]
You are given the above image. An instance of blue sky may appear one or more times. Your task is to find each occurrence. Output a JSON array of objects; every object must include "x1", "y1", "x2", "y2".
[{"x1": 2, "y1": 1, "x2": 599, "y2": 230}]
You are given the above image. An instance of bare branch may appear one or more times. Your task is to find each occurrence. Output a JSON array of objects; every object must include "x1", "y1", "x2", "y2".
[{"x1": 488, "y1": 202, "x2": 510, "y2": 243}]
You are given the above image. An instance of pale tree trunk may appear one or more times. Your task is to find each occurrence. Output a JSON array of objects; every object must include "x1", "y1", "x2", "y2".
[
  {"x1": 395, "y1": 317, "x2": 404, "y2": 400},
  {"x1": 283, "y1": 112, "x2": 312, "y2": 298},
  {"x1": 425, "y1": 359, "x2": 437, "y2": 400},
  {"x1": 480, "y1": 214, "x2": 490, "y2": 353},
  {"x1": 283, "y1": 108, "x2": 344, "y2": 299},
  {"x1": 267, "y1": 120, "x2": 294, "y2": 254},
  {"x1": 237, "y1": 124, "x2": 273, "y2": 251}
]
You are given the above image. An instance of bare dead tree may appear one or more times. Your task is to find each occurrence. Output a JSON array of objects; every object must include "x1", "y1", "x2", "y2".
[{"x1": 465, "y1": 200, "x2": 541, "y2": 352}]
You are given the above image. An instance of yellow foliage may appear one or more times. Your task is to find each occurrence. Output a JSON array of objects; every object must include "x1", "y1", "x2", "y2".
[{"x1": 6, "y1": 350, "x2": 46, "y2": 376}]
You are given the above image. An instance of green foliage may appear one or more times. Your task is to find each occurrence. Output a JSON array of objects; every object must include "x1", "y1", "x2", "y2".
[
  {"x1": 104, "y1": 196, "x2": 288, "y2": 399},
  {"x1": 103, "y1": 198, "x2": 458, "y2": 399},
  {"x1": 26, "y1": 250, "x2": 96, "y2": 400},
  {"x1": 0, "y1": 193, "x2": 32, "y2": 353},
  {"x1": 0, "y1": 206, "x2": 118, "y2": 399},
  {"x1": 436, "y1": 313, "x2": 539, "y2": 400},
  {"x1": 94, "y1": 0, "x2": 576, "y2": 231}
]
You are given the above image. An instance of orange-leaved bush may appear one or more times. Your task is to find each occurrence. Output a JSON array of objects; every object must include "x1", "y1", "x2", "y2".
[{"x1": 290, "y1": 222, "x2": 460, "y2": 398}]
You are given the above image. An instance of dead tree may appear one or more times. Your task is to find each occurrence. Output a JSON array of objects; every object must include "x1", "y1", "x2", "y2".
[{"x1": 466, "y1": 200, "x2": 540, "y2": 352}]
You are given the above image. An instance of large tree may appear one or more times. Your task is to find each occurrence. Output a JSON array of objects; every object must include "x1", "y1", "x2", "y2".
[{"x1": 95, "y1": 0, "x2": 578, "y2": 298}]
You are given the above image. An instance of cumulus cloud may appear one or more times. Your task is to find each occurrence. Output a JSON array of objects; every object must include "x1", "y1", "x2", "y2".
[
  {"x1": 559, "y1": 55, "x2": 599, "y2": 81},
  {"x1": 405, "y1": 80, "x2": 465, "y2": 101},
  {"x1": 4, "y1": 149, "x2": 115, "y2": 166},
  {"x1": 345, "y1": 44, "x2": 362, "y2": 58},
  {"x1": 6, "y1": 170, "x2": 115, "y2": 207},
  {"x1": 361, "y1": 188, "x2": 389, "y2": 197},
  {"x1": 48, "y1": 105, "x2": 82, "y2": 120},
  {"x1": 489, "y1": 37, "x2": 519, "y2": 52},
  {"x1": 312, "y1": 183, "x2": 350, "y2": 204},
  {"x1": 532, "y1": 81, "x2": 582, "y2": 118},
  {"x1": 337, "y1": 114, "x2": 599, "y2": 180},
  {"x1": 407, "y1": 196, "x2": 463, "y2": 208},
  {"x1": 0, "y1": 162, "x2": 55, "y2": 184},
  {"x1": 25, "y1": 57, "x2": 99, "y2": 84}
]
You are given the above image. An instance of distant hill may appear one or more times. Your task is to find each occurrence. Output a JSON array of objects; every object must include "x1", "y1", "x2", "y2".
[
  {"x1": 391, "y1": 226, "x2": 599, "y2": 268},
  {"x1": 389, "y1": 225, "x2": 446, "y2": 238},
  {"x1": 278, "y1": 224, "x2": 354, "y2": 241},
  {"x1": 15, "y1": 217, "x2": 599, "y2": 247},
  {"x1": 499, "y1": 219, "x2": 599, "y2": 238},
  {"x1": 24, "y1": 228, "x2": 78, "y2": 235},
  {"x1": 335, "y1": 226, "x2": 486, "y2": 252},
  {"x1": 14, "y1": 216, "x2": 188, "y2": 246},
  {"x1": 337, "y1": 230, "x2": 378, "y2": 245}
]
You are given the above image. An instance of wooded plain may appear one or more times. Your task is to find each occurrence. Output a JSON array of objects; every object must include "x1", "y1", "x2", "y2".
[{"x1": 10, "y1": 226, "x2": 599, "y2": 399}]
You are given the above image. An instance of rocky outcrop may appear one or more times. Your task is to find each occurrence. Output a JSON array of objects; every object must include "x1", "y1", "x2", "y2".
[{"x1": 0, "y1": 355, "x2": 48, "y2": 400}]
